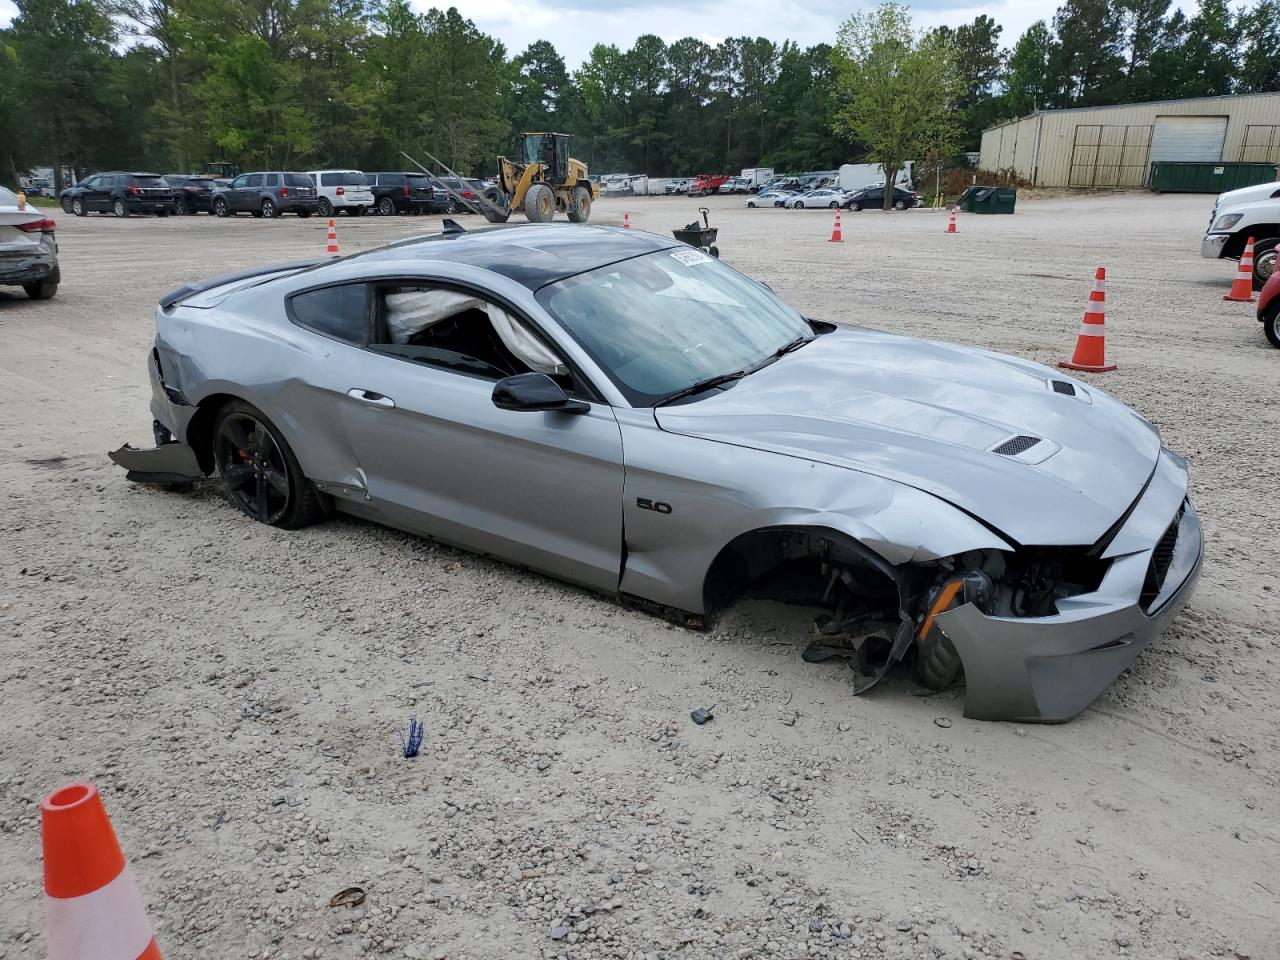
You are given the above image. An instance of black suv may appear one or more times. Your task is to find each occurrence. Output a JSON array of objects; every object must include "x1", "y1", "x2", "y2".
[
  {"x1": 211, "y1": 172, "x2": 318, "y2": 218},
  {"x1": 367, "y1": 172, "x2": 442, "y2": 215},
  {"x1": 61, "y1": 172, "x2": 174, "y2": 217},
  {"x1": 163, "y1": 175, "x2": 220, "y2": 215}
]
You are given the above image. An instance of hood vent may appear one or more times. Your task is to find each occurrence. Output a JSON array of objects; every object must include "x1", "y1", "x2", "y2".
[
  {"x1": 1051, "y1": 380, "x2": 1076, "y2": 396},
  {"x1": 992, "y1": 435, "x2": 1042, "y2": 457}
]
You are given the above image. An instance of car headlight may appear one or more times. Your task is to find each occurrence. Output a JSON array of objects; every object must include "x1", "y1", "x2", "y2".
[{"x1": 1213, "y1": 212, "x2": 1243, "y2": 231}]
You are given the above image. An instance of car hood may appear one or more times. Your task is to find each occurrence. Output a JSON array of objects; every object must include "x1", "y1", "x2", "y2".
[
  {"x1": 1216, "y1": 180, "x2": 1280, "y2": 209},
  {"x1": 654, "y1": 328, "x2": 1162, "y2": 547}
]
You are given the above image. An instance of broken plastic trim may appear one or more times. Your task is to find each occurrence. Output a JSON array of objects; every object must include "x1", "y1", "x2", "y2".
[{"x1": 107, "y1": 440, "x2": 205, "y2": 484}]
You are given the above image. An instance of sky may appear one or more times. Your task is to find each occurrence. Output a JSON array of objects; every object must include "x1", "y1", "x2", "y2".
[{"x1": 0, "y1": 0, "x2": 1062, "y2": 65}]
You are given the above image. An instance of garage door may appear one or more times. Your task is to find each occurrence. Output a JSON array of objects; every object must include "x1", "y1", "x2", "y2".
[{"x1": 1149, "y1": 116, "x2": 1228, "y2": 163}]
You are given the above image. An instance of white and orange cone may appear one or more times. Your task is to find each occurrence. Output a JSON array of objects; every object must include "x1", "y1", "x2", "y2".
[
  {"x1": 1223, "y1": 236, "x2": 1256, "y2": 302},
  {"x1": 325, "y1": 218, "x2": 339, "y2": 255},
  {"x1": 829, "y1": 208, "x2": 843, "y2": 242},
  {"x1": 42, "y1": 782, "x2": 161, "y2": 960},
  {"x1": 1059, "y1": 267, "x2": 1117, "y2": 373},
  {"x1": 946, "y1": 205, "x2": 957, "y2": 234},
  {"x1": 623, "y1": 212, "x2": 631, "y2": 229}
]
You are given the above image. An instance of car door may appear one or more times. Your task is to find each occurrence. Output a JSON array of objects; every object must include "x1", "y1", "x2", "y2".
[
  {"x1": 227, "y1": 175, "x2": 248, "y2": 211},
  {"x1": 333, "y1": 283, "x2": 626, "y2": 592},
  {"x1": 87, "y1": 176, "x2": 110, "y2": 211}
]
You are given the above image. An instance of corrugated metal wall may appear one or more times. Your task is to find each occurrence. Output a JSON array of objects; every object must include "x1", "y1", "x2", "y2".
[{"x1": 978, "y1": 92, "x2": 1280, "y2": 187}]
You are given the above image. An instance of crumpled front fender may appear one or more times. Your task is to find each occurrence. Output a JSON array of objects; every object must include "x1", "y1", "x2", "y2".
[{"x1": 108, "y1": 439, "x2": 205, "y2": 484}]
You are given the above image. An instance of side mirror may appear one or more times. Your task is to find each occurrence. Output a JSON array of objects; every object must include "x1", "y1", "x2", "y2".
[{"x1": 492, "y1": 372, "x2": 588, "y2": 414}]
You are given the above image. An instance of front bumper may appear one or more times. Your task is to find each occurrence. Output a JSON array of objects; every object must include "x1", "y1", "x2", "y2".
[
  {"x1": 1201, "y1": 233, "x2": 1230, "y2": 259},
  {"x1": 936, "y1": 451, "x2": 1202, "y2": 722}
]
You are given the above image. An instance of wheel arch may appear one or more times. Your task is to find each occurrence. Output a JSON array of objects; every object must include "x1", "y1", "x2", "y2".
[{"x1": 184, "y1": 392, "x2": 243, "y2": 474}]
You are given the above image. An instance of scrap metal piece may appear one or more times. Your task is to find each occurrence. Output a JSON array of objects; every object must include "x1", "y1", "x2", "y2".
[
  {"x1": 690, "y1": 706, "x2": 715, "y2": 725},
  {"x1": 107, "y1": 440, "x2": 204, "y2": 484}
]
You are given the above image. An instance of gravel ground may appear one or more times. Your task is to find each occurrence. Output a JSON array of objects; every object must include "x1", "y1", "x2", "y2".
[{"x1": 1, "y1": 192, "x2": 1277, "y2": 960}]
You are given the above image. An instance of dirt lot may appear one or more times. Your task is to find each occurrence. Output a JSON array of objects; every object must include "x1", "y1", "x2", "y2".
[{"x1": 1, "y1": 192, "x2": 1277, "y2": 960}]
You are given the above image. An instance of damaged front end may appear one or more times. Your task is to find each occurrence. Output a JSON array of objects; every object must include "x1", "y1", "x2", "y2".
[{"x1": 108, "y1": 420, "x2": 205, "y2": 484}]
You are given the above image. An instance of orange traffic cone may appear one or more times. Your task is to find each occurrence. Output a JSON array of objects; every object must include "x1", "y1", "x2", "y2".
[
  {"x1": 43, "y1": 782, "x2": 161, "y2": 960},
  {"x1": 1059, "y1": 267, "x2": 1117, "y2": 373},
  {"x1": 623, "y1": 212, "x2": 631, "y2": 229},
  {"x1": 1223, "y1": 236, "x2": 1256, "y2": 302},
  {"x1": 946, "y1": 205, "x2": 957, "y2": 234},
  {"x1": 325, "y1": 218, "x2": 339, "y2": 255},
  {"x1": 829, "y1": 209, "x2": 843, "y2": 242}
]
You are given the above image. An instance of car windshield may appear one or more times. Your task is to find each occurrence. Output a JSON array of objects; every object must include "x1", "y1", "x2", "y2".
[
  {"x1": 133, "y1": 176, "x2": 166, "y2": 186},
  {"x1": 341, "y1": 172, "x2": 367, "y2": 186},
  {"x1": 285, "y1": 173, "x2": 312, "y2": 187},
  {"x1": 537, "y1": 248, "x2": 812, "y2": 407}
]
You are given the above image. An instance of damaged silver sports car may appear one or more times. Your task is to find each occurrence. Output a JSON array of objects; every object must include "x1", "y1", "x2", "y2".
[{"x1": 111, "y1": 223, "x2": 1201, "y2": 721}]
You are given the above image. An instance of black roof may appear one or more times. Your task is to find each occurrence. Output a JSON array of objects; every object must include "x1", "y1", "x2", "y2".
[{"x1": 356, "y1": 224, "x2": 682, "y2": 290}]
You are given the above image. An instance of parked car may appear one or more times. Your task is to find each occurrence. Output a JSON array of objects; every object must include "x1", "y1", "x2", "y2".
[
  {"x1": 309, "y1": 169, "x2": 374, "y2": 217},
  {"x1": 0, "y1": 185, "x2": 59, "y2": 299},
  {"x1": 109, "y1": 224, "x2": 1200, "y2": 724},
  {"x1": 367, "y1": 172, "x2": 442, "y2": 216},
  {"x1": 60, "y1": 172, "x2": 174, "y2": 218},
  {"x1": 211, "y1": 172, "x2": 318, "y2": 218},
  {"x1": 665, "y1": 178, "x2": 693, "y2": 195},
  {"x1": 746, "y1": 190, "x2": 790, "y2": 208},
  {"x1": 1200, "y1": 181, "x2": 1280, "y2": 291},
  {"x1": 845, "y1": 184, "x2": 922, "y2": 211},
  {"x1": 433, "y1": 177, "x2": 484, "y2": 214},
  {"x1": 1258, "y1": 268, "x2": 1280, "y2": 348},
  {"x1": 163, "y1": 175, "x2": 219, "y2": 215},
  {"x1": 718, "y1": 177, "x2": 751, "y2": 195},
  {"x1": 784, "y1": 188, "x2": 848, "y2": 209}
]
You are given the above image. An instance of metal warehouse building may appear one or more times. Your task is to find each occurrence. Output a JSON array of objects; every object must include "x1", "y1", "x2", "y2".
[{"x1": 979, "y1": 92, "x2": 1280, "y2": 188}]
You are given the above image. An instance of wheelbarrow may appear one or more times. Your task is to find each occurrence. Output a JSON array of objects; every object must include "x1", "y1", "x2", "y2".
[{"x1": 672, "y1": 207, "x2": 719, "y2": 258}]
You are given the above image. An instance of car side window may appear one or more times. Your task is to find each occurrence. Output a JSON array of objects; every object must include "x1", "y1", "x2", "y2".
[
  {"x1": 289, "y1": 284, "x2": 369, "y2": 345},
  {"x1": 265, "y1": 173, "x2": 279, "y2": 187},
  {"x1": 321, "y1": 173, "x2": 339, "y2": 187},
  {"x1": 81, "y1": 177, "x2": 99, "y2": 190},
  {"x1": 370, "y1": 285, "x2": 573, "y2": 388},
  {"x1": 231, "y1": 175, "x2": 248, "y2": 189},
  {"x1": 244, "y1": 174, "x2": 263, "y2": 188}
]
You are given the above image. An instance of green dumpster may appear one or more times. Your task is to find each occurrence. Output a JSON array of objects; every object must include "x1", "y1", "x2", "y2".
[
  {"x1": 959, "y1": 186, "x2": 1017, "y2": 214},
  {"x1": 1149, "y1": 161, "x2": 1278, "y2": 193}
]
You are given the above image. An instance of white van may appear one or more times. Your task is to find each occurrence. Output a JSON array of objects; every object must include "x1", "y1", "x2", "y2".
[{"x1": 308, "y1": 169, "x2": 374, "y2": 217}]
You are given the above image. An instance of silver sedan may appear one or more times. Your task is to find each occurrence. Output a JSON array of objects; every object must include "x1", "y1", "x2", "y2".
[{"x1": 110, "y1": 225, "x2": 1200, "y2": 722}]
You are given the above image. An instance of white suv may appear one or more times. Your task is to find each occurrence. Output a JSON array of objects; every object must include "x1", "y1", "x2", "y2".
[
  {"x1": 308, "y1": 170, "x2": 374, "y2": 217},
  {"x1": 1200, "y1": 181, "x2": 1280, "y2": 290}
]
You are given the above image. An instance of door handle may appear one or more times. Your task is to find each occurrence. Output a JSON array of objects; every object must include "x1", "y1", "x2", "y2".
[{"x1": 347, "y1": 388, "x2": 395, "y2": 409}]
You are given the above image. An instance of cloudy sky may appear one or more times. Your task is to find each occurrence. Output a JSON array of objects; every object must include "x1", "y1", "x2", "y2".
[{"x1": 0, "y1": 0, "x2": 1062, "y2": 64}]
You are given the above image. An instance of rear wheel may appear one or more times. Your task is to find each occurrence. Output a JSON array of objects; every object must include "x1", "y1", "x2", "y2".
[
  {"x1": 524, "y1": 182, "x2": 555, "y2": 223},
  {"x1": 173, "y1": 196, "x2": 188, "y2": 215},
  {"x1": 212, "y1": 401, "x2": 322, "y2": 529},
  {"x1": 893, "y1": 199, "x2": 908, "y2": 211},
  {"x1": 828, "y1": 201, "x2": 839, "y2": 209},
  {"x1": 261, "y1": 198, "x2": 277, "y2": 218},
  {"x1": 1252, "y1": 238, "x2": 1278, "y2": 291},
  {"x1": 378, "y1": 196, "x2": 396, "y2": 216},
  {"x1": 567, "y1": 185, "x2": 592, "y2": 223},
  {"x1": 112, "y1": 198, "x2": 128, "y2": 218},
  {"x1": 213, "y1": 197, "x2": 229, "y2": 217},
  {"x1": 794, "y1": 200, "x2": 804, "y2": 209},
  {"x1": 1265, "y1": 304, "x2": 1280, "y2": 349},
  {"x1": 849, "y1": 201, "x2": 862, "y2": 212}
]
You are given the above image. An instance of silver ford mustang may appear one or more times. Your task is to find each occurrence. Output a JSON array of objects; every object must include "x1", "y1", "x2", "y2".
[{"x1": 111, "y1": 224, "x2": 1201, "y2": 722}]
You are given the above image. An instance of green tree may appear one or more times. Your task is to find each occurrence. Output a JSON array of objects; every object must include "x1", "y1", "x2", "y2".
[
  {"x1": 1238, "y1": 0, "x2": 1280, "y2": 93},
  {"x1": 831, "y1": 2, "x2": 959, "y2": 208},
  {"x1": 1051, "y1": 0, "x2": 1125, "y2": 104},
  {"x1": 933, "y1": 15, "x2": 1004, "y2": 148},
  {"x1": 1003, "y1": 21, "x2": 1056, "y2": 116}
]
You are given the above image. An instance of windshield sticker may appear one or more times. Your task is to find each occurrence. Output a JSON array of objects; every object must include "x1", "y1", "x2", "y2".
[{"x1": 671, "y1": 249, "x2": 713, "y2": 266}]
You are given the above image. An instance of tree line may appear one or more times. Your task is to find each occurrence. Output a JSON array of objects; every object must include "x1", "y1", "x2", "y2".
[{"x1": 1, "y1": 0, "x2": 1277, "y2": 191}]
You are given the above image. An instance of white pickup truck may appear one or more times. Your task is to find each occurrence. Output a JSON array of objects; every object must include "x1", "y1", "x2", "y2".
[{"x1": 1200, "y1": 181, "x2": 1280, "y2": 290}]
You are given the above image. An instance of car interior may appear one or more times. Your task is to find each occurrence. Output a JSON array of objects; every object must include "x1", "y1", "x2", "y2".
[{"x1": 371, "y1": 287, "x2": 574, "y2": 389}]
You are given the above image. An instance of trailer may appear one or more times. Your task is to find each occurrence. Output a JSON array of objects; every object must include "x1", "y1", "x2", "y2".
[{"x1": 838, "y1": 162, "x2": 913, "y2": 192}]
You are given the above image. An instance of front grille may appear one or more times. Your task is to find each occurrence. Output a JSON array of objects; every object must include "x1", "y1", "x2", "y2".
[
  {"x1": 1140, "y1": 505, "x2": 1184, "y2": 609},
  {"x1": 1051, "y1": 380, "x2": 1076, "y2": 396},
  {"x1": 992, "y1": 435, "x2": 1042, "y2": 456}
]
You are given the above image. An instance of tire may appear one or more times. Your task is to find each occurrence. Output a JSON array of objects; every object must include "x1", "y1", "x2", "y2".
[
  {"x1": 445, "y1": 197, "x2": 461, "y2": 214},
  {"x1": 794, "y1": 201, "x2": 804, "y2": 209},
  {"x1": 60, "y1": 195, "x2": 74, "y2": 214},
  {"x1": 378, "y1": 196, "x2": 396, "y2": 216},
  {"x1": 481, "y1": 186, "x2": 511, "y2": 223},
  {"x1": 112, "y1": 198, "x2": 128, "y2": 218},
  {"x1": 1264, "y1": 303, "x2": 1280, "y2": 349},
  {"x1": 850, "y1": 201, "x2": 862, "y2": 212},
  {"x1": 747, "y1": 201, "x2": 756, "y2": 208},
  {"x1": 212, "y1": 401, "x2": 323, "y2": 529},
  {"x1": 72, "y1": 198, "x2": 85, "y2": 217},
  {"x1": 22, "y1": 270, "x2": 58, "y2": 300},
  {"x1": 318, "y1": 197, "x2": 333, "y2": 218},
  {"x1": 173, "y1": 196, "x2": 188, "y2": 215},
  {"x1": 1252, "y1": 239, "x2": 1278, "y2": 291},
  {"x1": 524, "y1": 182, "x2": 555, "y2": 223},
  {"x1": 828, "y1": 201, "x2": 839, "y2": 209},
  {"x1": 567, "y1": 185, "x2": 591, "y2": 223},
  {"x1": 893, "y1": 199, "x2": 907, "y2": 211},
  {"x1": 261, "y1": 198, "x2": 277, "y2": 218},
  {"x1": 213, "y1": 198, "x2": 229, "y2": 217},
  {"x1": 916, "y1": 625, "x2": 963, "y2": 690}
]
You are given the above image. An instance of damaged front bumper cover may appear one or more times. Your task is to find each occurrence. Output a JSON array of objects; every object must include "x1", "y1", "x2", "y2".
[
  {"x1": 937, "y1": 497, "x2": 1202, "y2": 723},
  {"x1": 108, "y1": 430, "x2": 205, "y2": 484}
]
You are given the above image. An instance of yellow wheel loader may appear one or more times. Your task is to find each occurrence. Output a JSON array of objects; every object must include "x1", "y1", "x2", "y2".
[{"x1": 481, "y1": 132, "x2": 598, "y2": 224}]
